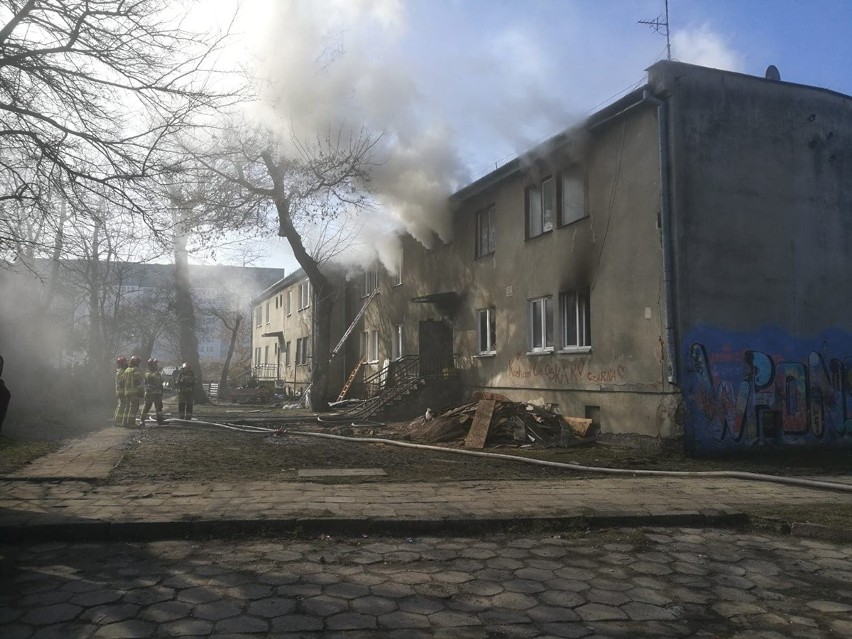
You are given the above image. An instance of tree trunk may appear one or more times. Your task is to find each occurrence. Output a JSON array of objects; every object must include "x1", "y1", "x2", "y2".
[
  {"x1": 136, "y1": 334, "x2": 156, "y2": 363},
  {"x1": 310, "y1": 283, "x2": 333, "y2": 412},
  {"x1": 218, "y1": 313, "x2": 242, "y2": 401},
  {"x1": 86, "y1": 220, "x2": 104, "y2": 376},
  {"x1": 262, "y1": 151, "x2": 336, "y2": 412},
  {"x1": 39, "y1": 197, "x2": 66, "y2": 315},
  {"x1": 172, "y1": 206, "x2": 207, "y2": 404}
]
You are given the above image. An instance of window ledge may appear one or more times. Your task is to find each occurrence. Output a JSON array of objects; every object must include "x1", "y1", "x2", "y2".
[
  {"x1": 526, "y1": 348, "x2": 554, "y2": 357},
  {"x1": 474, "y1": 352, "x2": 496, "y2": 358},
  {"x1": 526, "y1": 229, "x2": 554, "y2": 241},
  {"x1": 558, "y1": 347, "x2": 592, "y2": 354}
]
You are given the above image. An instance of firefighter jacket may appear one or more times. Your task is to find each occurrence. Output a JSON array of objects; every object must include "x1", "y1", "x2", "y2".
[
  {"x1": 122, "y1": 366, "x2": 144, "y2": 398},
  {"x1": 144, "y1": 371, "x2": 163, "y2": 397},
  {"x1": 175, "y1": 369, "x2": 196, "y2": 396},
  {"x1": 115, "y1": 369, "x2": 125, "y2": 397}
]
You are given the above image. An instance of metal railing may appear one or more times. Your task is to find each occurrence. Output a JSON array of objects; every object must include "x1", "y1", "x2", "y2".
[
  {"x1": 343, "y1": 356, "x2": 425, "y2": 418},
  {"x1": 252, "y1": 364, "x2": 279, "y2": 380}
]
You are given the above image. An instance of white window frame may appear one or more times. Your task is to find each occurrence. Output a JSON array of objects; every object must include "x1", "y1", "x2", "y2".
[
  {"x1": 363, "y1": 268, "x2": 378, "y2": 297},
  {"x1": 298, "y1": 281, "x2": 311, "y2": 310},
  {"x1": 476, "y1": 206, "x2": 496, "y2": 257},
  {"x1": 526, "y1": 177, "x2": 555, "y2": 238},
  {"x1": 392, "y1": 324, "x2": 403, "y2": 360},
  {"x1": 361, "y1": 329, "x2": 379, "y2": 363},
  {"x1": 295, "y1": 337, "x2": 309, "y2": 366},
  {"x1": 560, "y1": 173, "x2": 587, "y2": 226},
  {"x1": 477, "y1": 307, "x2": 497, "y2": 355},
  {"x1": 394, "y1": 250, "x2": 403, "y2": 286},
  {"x1": 286, "y1": 290, "x2": 292, "y2": 316},
  {"x1": 254, "y1": 347, "x2": 261, "y2": 367},
  {"x1": 255, "y1": 306, "x2": 262, "y2": 328},
  {"x1": 284, "y1": 341, "x2": 291, "y2": 367},
  {"x1": 265, "y1": 302, "x2": 270, "y2": 324},
  {"x1": 559, "y1": 291, "x2": 591, "y2": 351},
  {"x1": 528, "y1": 296, "x2": 554, "y2": 353}
]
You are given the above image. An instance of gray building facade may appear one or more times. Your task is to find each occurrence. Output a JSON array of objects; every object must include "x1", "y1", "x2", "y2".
[{"x1": 366, "y1": 60, "x2": 852, "y2": 455}]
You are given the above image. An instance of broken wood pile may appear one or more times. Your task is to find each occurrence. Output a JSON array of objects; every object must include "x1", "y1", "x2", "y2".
[{"x1": 407, "y1": 392, "x2": 594, "y2": 449}]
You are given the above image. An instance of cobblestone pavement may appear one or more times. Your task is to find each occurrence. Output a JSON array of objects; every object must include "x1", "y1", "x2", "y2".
[
  {"x1": 2, "y1": 527, "x2": 851, "y2": 638},
  {"x1": 3, "y1": 475, "x2": 851, "y2": 544}
]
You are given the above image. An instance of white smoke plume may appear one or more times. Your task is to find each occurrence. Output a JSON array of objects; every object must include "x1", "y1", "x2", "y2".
[
  {"x1": 672, "y1": 25, "x2": 744, "y2": 72},
  {"x1": 253, "y1": 0, "x2": 469, "y2": 269}
]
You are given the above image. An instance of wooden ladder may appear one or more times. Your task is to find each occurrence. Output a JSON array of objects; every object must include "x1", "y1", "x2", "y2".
[{"x1": 337, "y1": 357, "x2": 365, "y2": 401}]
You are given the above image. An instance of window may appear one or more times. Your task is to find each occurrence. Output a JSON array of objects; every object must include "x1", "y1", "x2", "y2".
[
  {"x1": 361, "y1": 329, "x2": 379, "y2": 363},
  {"x1": 392, "y1": 324, "x2": 403, "y2": 360},
  {"x1": 560, "y1": 291, "x2": 591, "y2": 350},
  {"x1": 526, "y1": 177, "x2": 555, "y2": 238},
  {"x1": 265, "y1": 302, "x2": 270, "y2": 324},
  {"x1": 295, "y1": 337, "x2": 309, "y2": 365},
  {"x1": 255, "y1": 306, "x2": 262, "y2": 327},
  {"x1": 477, "y1": 307, "x2": 497, "y2": 354},
  {"x1": 264, "y1": 344, "x2": 269, "y2": 364},
  {"x1": 286, "y1": 290, "x2": 291, "y2": 315},
  {"x1": 394, "y1": 250, "x2": 403, "y2": 286},
  {"x1": 528, "y1": 296, "x2": 554, "y2": 352},
  {"x1": 559, "y1": 173, "x2": 586, "y2": 226},
  {"x1": 298, "y1": 281, "x2": 311, "y2": 310},
  {"x1": 284, "y1": 341, "x2": 291, "y2": 367},
  {"x1": 362, "y1": 268, "x2": 378, "y2": 297},
  {"x1": 476, "y1": 206, "x2": 495, "y2": 257},
  {"x1": 254, "y1": 347, "x2": 261, "y2": 366}
]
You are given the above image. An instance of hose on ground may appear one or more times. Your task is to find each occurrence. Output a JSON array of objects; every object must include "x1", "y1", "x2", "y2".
[{"x1": 161, "y1": 418, "x2": 852, "y2": 494}]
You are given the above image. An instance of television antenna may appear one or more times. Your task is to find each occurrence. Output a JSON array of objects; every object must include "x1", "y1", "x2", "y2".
[{"x1": 639, "y1": 0, "x2": 672, "y2": 61}]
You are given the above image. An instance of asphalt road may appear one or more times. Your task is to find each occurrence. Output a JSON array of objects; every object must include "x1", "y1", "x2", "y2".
[{"x1": 2, "y1": 527, "x2": 851, "y2": 638}]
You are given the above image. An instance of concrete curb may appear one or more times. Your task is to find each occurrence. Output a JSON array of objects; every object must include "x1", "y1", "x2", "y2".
[{"x1": 0, "y1": 511, "x2": 750, "y2": 544}]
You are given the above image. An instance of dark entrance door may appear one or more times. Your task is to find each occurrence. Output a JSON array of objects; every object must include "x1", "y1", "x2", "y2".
[{"x1": 418, "y1": 319, "x2": 454, "y2": 377}]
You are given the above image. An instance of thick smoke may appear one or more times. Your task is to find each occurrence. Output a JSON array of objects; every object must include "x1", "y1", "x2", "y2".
[{"x1": 254, "y1": 0, "x2": 469, "y2": 268}]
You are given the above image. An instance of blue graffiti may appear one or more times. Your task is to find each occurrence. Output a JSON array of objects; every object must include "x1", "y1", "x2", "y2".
[{"x1": 685, "y1": 336, "x2": 852, "y2": 451}]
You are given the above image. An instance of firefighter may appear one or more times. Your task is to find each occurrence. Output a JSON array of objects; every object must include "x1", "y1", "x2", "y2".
[
  {"x1": 175, "y1": 362, "x2": 196, "y2": 420},
  {"x1": 0, "y1": 355, "x2": 10, "y2": 432},
  {"x1": 121, "y1": 355, "x2": 144, "y2": 427},
  {"x1": 114, "y1": 356, "x2": 128, "y2": 426},
  {"x1": 139, "y1": 358, "x2": 165, "y2": 426}
]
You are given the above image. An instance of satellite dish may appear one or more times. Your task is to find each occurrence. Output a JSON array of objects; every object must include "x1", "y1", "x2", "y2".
[{"x1": 765, "y1": 65, "x2": 781, "y2": 81}]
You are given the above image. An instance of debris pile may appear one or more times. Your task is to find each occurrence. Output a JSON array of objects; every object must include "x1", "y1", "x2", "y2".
[{"x1": 407, "y1": 392, "x2": 595, "y2": 449}]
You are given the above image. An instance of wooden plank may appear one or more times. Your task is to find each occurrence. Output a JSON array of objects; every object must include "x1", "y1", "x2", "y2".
[
  {"x1": 465, "y1": 399, "x2": 497, "y2": 449},
  {"x1": 561, "y1": 416, "x2": 594, "y2": 437}
]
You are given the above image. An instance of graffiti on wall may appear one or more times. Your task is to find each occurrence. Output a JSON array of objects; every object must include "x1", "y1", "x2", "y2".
[
  {"x1": 507, "y1": 354, "x2": 627, "y2": 386},
  {"x1": 684, "y1": 332, "x2": 852, "y2": 450}
]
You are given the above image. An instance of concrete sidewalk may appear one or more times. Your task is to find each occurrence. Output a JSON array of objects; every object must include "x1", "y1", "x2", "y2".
[{"x1": 1, "y1": 427, "x2": 851, "y2": 543}]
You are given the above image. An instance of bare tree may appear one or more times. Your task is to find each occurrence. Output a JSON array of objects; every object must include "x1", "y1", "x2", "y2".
[
  {"x1": 192, "y1": 124, "x2": 381, "y2": 410},
  {"x1": 198, "y1": 295, "x2": 243, "y2": 401},
  {"x1": 0, "y1": 0, "x2": 236, "y2": 257}
]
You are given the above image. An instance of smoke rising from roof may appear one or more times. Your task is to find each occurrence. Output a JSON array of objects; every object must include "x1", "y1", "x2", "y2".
[{"x1": 253, "y1": 0, "x2": 469, "y2": 268}]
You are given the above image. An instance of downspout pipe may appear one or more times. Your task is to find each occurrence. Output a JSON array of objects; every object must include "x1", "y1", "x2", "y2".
[{"x1": 643, "y1": 89, "x2": 678, "y2": 385}]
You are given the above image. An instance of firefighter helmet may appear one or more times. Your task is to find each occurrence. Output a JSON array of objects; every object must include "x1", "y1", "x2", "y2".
[
  {"x1": 181, "y1": 362, "x2": 191, "y2": 370},
  {"x1": 116, "y1": 357, "x2": 127, "y2": 368},
  {"x1": 147, "y1": 358, "x2": 158, "y2": 370},
  {"x1": 129, "y1": 356, "x2": 141, "y2": 366}
]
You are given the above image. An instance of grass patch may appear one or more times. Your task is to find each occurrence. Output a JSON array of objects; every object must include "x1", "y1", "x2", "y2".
[
  {"x1": 0, "y1": 437, "x2": 61, "y2": 474},
  {"x1": 745, "y1": 503, "x2": 852, "y2": 531}
]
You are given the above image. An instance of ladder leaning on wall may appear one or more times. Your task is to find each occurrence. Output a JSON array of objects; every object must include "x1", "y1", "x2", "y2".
[
  {"x1": 337, "y1": 357, "x2": 364, "y2": 401},
  {"x1": 330, "y1": 287, "x2": 379, "y2": 361}
]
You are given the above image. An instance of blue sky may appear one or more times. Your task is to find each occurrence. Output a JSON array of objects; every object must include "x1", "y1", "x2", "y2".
[{"x1": 211, "y1": 0, "x2": 852, "y2": 269}]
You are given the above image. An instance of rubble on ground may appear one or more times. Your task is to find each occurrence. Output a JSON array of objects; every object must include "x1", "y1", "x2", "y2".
[{"x1": 406, "y1": 392, "x2": 595, "y2": 448}]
